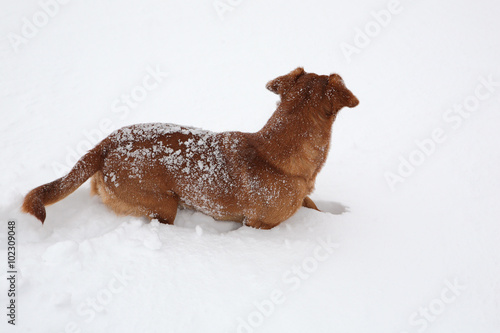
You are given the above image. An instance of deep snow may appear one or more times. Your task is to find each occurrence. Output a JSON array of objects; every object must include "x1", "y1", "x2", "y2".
[{"x1": 1, "y1": 0, "x2": 500, "y2": 332}]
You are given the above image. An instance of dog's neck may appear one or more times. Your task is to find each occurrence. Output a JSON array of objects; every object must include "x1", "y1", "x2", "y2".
[{"x1": 255, "y1": 97, "x2": 337, "y2": 181}]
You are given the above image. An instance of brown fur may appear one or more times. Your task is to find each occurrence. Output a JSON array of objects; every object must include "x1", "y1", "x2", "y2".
[{"x1": 22, "y1": 68, "x2": 359, "y2": 229}]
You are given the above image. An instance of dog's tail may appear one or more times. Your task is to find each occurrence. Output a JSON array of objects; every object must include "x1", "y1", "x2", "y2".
[{"x1": 22, "y1": 142, "x2": 108, "y2": 223}]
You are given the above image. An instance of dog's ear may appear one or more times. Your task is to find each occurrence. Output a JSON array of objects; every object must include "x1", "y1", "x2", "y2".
[
  {"x1": 266, "y1": 67, "x2": 305, "y2": 95},
  {"x1": 327, "y1": 74, "x2": 359, "y2": 109}
]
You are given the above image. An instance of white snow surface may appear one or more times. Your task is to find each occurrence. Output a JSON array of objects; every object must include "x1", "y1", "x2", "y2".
[{"x1": 1, "y1": 0, "x2": 500, "y2": 332}]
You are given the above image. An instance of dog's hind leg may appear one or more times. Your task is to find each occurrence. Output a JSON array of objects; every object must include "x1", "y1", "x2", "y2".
[
  {"x1": 147, "y1": 194, "x2": 179, "y2": 225},
  {"x1": 302, "y1": 196, "x2": 320, "y2": 211},
  {"x1": 91, "y1": 172, "x2": 178, "y2": 223},
  {"x1": 244, "y1": 218, "x2": 275, "y2": 230}
]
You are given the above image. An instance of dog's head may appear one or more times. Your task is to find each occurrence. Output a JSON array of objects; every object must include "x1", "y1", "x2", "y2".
[{"x1": 266, "y1": 67, "x2": 359, "y2": 115}]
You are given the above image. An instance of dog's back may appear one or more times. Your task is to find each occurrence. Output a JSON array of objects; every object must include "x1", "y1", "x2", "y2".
[{"x1": 91, "y1": 123, "x2": 308, "y2": 224}]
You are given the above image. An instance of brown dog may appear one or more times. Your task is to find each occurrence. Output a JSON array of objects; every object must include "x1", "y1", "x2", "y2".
[{"x1": 22, "y1": 67, "x2": 359, "y2": 229}]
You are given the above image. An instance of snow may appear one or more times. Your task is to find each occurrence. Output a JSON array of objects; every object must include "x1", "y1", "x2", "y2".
[{"x1": 1, "y1": 0, "x2": 500, "y2": 332}]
